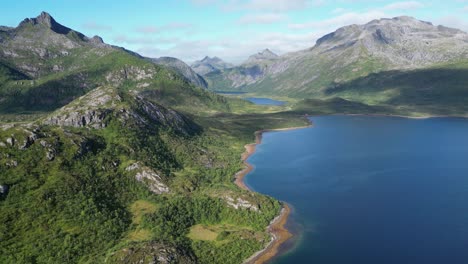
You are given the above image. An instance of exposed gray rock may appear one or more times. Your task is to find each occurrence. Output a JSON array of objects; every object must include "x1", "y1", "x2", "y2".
[
  {"x1": 0, "y1": 12, "x2": 114, "y2": 77},
  {"x1": 107, "y1": 241, "x2": 196, "y2": 264},
  {"x1": 191, "y1": 56, "x2": 233, "y2": 75},
  {"x1": 5, "y1": 160, "x2": 18, "y2": 167},
  {"x1": 207, "y1": 16, "x2": 468, "y2": 95},
  {"x1": 19, "y1": 131, "x2": 38, "y2": 150},
  {"x1": 42, "y1": 86, "x2": 119, "y2": 129},
  {"x1": 46, "y1": 148, "x2": 55, "y2": 161},
  {"x1": 244, "y1": 48, "x2": 278, "y2": 65},
  {"x1": 224, "y1": 196, "x2": 258, "y2": 211},
  {"x1": 152, "y1": 56, "x2": 208, "y2": 88},
  {"x1": 90, "y1": 35, "x2": 104, "y2": 44},
  {"x1": 44, "y1": 109, "x2": 110, "y2": 128},
  {"x1": 6, "y1": 137, "x2": 14, "y2": 146},
  {"x1": 105, "y1": 65, "x2": 156, "y2": 86},
  {"x1": 126, "y1": 163, "x2": 169, "y2": 194}
]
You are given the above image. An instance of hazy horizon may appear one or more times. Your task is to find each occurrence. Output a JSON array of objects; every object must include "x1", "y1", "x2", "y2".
[{"x1": 2, "y1": 1, "x2": 468, "y2": 64}]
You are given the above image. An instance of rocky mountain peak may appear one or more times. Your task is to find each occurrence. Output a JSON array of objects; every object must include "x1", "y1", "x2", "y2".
[
  {"x1": 191, "y1": 56, "x2": 233, "y2": 75},
  {"x1": 244, "y1": 48, "x2": 278, "y2": 65},
  {"x1": 314, "y1": 16, "x2": 468, "y2": 51},
  {"x1": 258, "y1": 49, "x2": 278, "y2": 58},
  {"x1": 18, "y1": 11, "x2": 76, "y2": 36},
  {"x1": 90, "y1": 35, "x2": 104, "y2": 44},
  {"x1": 151, "y1": 56, "x2": 208, "y2": 88},
  {"x1": 36, "y1": 11, "x2": 54, "y2": 27},
  {"x1": 201, "y1": 56, "x2": 222, "y2": 63}
]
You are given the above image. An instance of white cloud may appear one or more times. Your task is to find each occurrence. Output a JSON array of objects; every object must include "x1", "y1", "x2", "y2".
[
  {"x1": 238, "y1": 13, "x2": 287, "y2": 24},
  {"x1": 381, "y1": 1, "x2": 424, "y2": 11},
  {"x1": 289, "y1": 10, "x2": 386, "y2": 30},
  {"x1": 331, "y1": 8, "x2": 347, "y2": 14},
  {"x1": 435, "y1": 15, "x2": 468, "y2": 32},
  {"x1": 117, "y1": 0, "x2": 466, "y2": 64},
  {"x1": 463, "y1": 6, "x2": 468, "y2": 12},
  {"x1": 135, "y1": 29, "x2": 326, "y2": 64},
  {"x1": 223, "y1": 0, "x2": 309, "y2": 12},
  {"x1": 135, "y1": 23, "x2": 194, "y2": 34}
]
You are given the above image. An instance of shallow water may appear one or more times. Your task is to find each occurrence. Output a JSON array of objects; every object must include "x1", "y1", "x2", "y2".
[{"x1": 245, "y1": 115, "x2": 468, "y2": 264}]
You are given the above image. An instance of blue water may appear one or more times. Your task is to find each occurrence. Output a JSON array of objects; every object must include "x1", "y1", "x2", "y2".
[
  {"x1": 245, "y1": 97, "x2": 285, "y2": 106},
  {"x1": 215, "y1": 91, "x2": 247, "y2": 95},
  {"x1": 244, "y1": 115, "x2": 468, "y2": 264}
]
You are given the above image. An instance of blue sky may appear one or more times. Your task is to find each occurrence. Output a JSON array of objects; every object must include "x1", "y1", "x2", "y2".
[{"x1": 2, "y1": 1, "x2": 468, "y2": 64}]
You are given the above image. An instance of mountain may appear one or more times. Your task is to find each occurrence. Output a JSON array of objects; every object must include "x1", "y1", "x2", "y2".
[
  {"x1": 204, "y1": 49, "x2": 279, "y2": 90},
  {"x1": 0, "y1": 12, "x2": 302, "y2": 264},
  {"x1": 244, "y1": 48, "x2": 278, "y2": 65},
  {"x1": 206, "y1": 16, "x2": 468, "y2": 114},
  {"x1": 0, "y1": 12, "x2": 232, "y2": 116},
  {"x1": 191, "y1": 56, "x2": 233, "y2": 75},
  {"x1": 151, "y1": 56, "x2": 208, "y2": 88}
]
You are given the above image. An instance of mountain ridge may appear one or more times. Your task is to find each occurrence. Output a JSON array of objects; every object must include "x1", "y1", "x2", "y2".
[
  {"x1": 191, "y1": 56, "x2": 233, "y2": 75},
  {"x1": 205, "y1": 16, "x2": 468, "y2": 107},
  {"x1": 0, "y1": 11, "x2": 297, "y2": 264}
]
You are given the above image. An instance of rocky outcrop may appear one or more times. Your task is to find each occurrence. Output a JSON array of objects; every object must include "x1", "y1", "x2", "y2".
[
  {"x1": 224, "y1": 196, "x2": 259, "y2": 211},
  {"x1": 42, "y1": 86, "x2": 119, "y2": 129},
  {"x1": 134, "y1": 95, "x2": 199, "y2": 135},
  {"x1": 152, "y1": 57, "x2": 208, "y2": 88},
  {"x1": 107, "y1": 242, "x2": 196, "y2": 264},
  {"x1": 105, "y1": 65, "x2": 156, "y2": 87},
  {"x1": 44, "y1": 109, "x2": 111, "y2": 129},
  {"x1": 126, "y1": 163, "x2": 169, "y2": 194}
]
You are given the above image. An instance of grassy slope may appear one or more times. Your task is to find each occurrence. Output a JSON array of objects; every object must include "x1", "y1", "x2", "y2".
[
  {"x1": 206, "y1": 43, "x2": 468, "y2": 117},
  {"x1": 0, "y1": 37, "x2": 310, "y2": 264},
  {"x1": 322, "y1": 60, "x2": 468, "y2": 116}
]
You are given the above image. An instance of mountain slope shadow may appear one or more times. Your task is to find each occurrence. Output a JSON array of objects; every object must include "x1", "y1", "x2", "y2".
[{"x1": 323, "y1": 64, "x2": 468, "y2": 114}]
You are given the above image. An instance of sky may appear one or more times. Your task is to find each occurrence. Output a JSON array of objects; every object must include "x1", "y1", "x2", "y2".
[{"x1": 2, "y1": 0, "x2": 468, "y2": 64}]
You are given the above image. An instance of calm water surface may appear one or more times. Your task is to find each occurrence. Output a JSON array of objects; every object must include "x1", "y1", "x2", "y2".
[
  {"x1": 214, "y1": 91, "x2": 247, "y2": 95},
  {"x1": 245, "y1": 97, "x2": 285, "y2": 105},
  {"x1": 244, "y1": 115, "x2": 468, "y2": 264}
]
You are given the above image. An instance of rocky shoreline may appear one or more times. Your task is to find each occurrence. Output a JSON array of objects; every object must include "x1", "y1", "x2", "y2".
[{"x1": 235, "y1": 124, "x2": 311, "y2": 264}]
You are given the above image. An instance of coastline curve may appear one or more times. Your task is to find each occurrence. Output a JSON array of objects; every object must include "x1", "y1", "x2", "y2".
[{"x1": 235, "y1": 125, "x2": 311, "y2": 264}]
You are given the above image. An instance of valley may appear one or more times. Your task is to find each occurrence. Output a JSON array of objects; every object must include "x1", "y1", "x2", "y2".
[{"x1": 1, "y1": 6, "x2": 468, "y2": 264}]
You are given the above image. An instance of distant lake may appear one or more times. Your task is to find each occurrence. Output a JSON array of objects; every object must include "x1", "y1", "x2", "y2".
[
  {"x1": 245, "y1": 97, "x2": 285, "y2": 106},
  {"x1": 214, "y1": 91, "x2": 247, "y2": 95},
  {"x1": 245, "y1": 115, "x2": 468, "y2": 264}
]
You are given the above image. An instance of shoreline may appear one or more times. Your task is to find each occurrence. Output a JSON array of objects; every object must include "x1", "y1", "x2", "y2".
[
  {"x1": 234, "y1": 124, "x2": 311, "y2": 264},
  {"x1": 235, "y1": 112, "x2": 464, "y2": 263}
]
